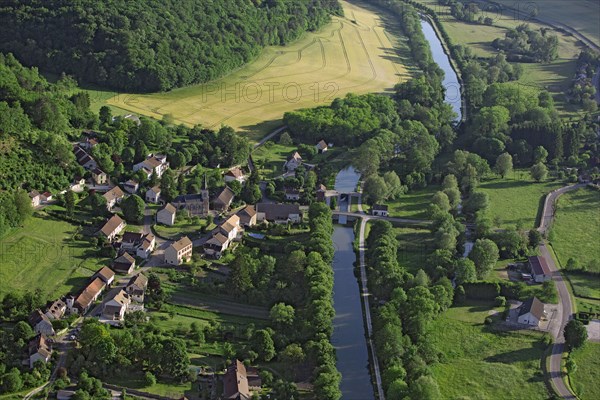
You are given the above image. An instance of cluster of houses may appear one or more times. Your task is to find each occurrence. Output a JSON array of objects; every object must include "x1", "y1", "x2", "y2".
[{"x1": 25, "y1": 266, "x2": 148, "y2": 368}]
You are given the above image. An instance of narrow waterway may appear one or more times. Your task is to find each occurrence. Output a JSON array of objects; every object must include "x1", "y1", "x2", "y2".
[
  {"x1": 420, "y1": 18, "x2": 463, "y2": 121},
  {"x1": 331, "y1": 167, "x2": 374, "y2": 399}
]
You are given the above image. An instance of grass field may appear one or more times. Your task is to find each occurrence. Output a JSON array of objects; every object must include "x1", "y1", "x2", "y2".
[
  {"x1": 0, "y1": 216, "x2": 109, "y2": 299},
  {"x1": 414, "y1": 0, "x2": 585, "y2": 116},
  {"x1": 551, "y1": 187, "x2": 600, "y2": 271},
  {"x1": 92, "y1": 0, "x2": 414, "y2": 140},
  {"x1": 478, "y1": 172, "x2": 563, "y2": 229},
  {"x1": 394, "y1": 226, "x2": 435, "y2": 274},
  {"x1": 570, "y1": 343, "x2": 600, "y2": 400},
  {"x1": 153, "y1": 217, "x2": 214, "y2": 240},
  {"x1": 490, "y1": 0, "x2": 600, "y2": 46},
  {"x1": 252, "y1": 142, "x2": 297, "y2": 177},
  {"x1": 387, "y1": 185, "x2": 440, "y2": 220},
  {"x1": 430, "y1": 300, "x2": 550, "y2": 400}
]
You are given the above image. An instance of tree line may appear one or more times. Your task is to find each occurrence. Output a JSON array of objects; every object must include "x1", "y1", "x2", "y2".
[{"x1": 0, "y1": 0, "x2": 342, "y2": 92}]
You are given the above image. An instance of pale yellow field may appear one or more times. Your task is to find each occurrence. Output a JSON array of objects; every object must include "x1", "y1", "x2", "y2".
[{"x1": 105, "y1": 0, "x2": 414, "y2": 139}]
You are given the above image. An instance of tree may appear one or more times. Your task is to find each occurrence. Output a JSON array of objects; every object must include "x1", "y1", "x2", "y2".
[
  {"x1": 65, "y1": 190, "x2": 76, "y2": 217},
  {"x1": 383, "y1": 171, "x2": 403, "y2": 200},
  {"x1": 443, "y1": 187, "x2": 461, "y2": 210},
  {"x1": 99, "y1": 106, "x2": 112, "y2": 126},
  {"x1": 524, "y1": 228, "x2": 541, "y2": 248},
  {"x1": 533, "y1": 146, "x2": 548, "y2": 164},
  {"x1": 470, "y1": 239, "x2": 499, "y2": 279},
  {"x1": 455, "y1": 258, "x2": 477, "y2": 284},
  {"x1": 564, "y1": 320, "x2": 587, "y2": 350},
  {"x1": 14, "y1": 189, "x2": 33, "y2": 222},
  {"x1": 431, "y1": 191, "x2": 451, "y2": 213},
  {"x1": 161, "y1": 338, "x2": 189, "y2": 379},
  {"x1": 279, "y1": 132, "x2": 293, "y2": 146},
  {"x1": 270, "y1": 303, "x2": 295, "y2": 328},
  {"x1": 121, "y1": 194, "x2": 145, "y2": 223},
  {"x1": 463, "y1": 192, "x2": 489, "y2": 215},
  {"x1": 530, "y1": 162, "x2": 548, "y2": 182},
  {"x1": 253, "y1": 329, "x2": 275, "y2": 362},
  {"x1": 494, "y1": 153, "x2": 513, "y2": 178},
  {"x1": 363, "y1": 175, "x2": 388, "y2": 205},
  {"x1": 442, "y1": 174, "x2": 458, "y2": 190},
  {"x1": 143, "y1": 371, "x2": 156, "y2": 387},
  {"x1": 2, "y1": 368, "x2": 22, "y2": 393},
  {"x1": 13, "y1": 320, "x2": 34, "y2": 341},
  {"x1": 408, "y1": 375, "x2": 441, "y2": 400}
]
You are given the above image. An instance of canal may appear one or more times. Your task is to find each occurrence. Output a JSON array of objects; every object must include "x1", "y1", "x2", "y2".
[
  {"x1": 330, "y1": 16, "x2": 464, "y2": 400},
  {"x1": 331, "y1": 167, "x2": 374, "y2": 399},
  {"x1": 420, "y1": 18, "x2": 463, "y2": 121}
]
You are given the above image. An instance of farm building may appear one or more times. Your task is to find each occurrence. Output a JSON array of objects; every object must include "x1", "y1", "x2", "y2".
[{"x1": 528, "y1": 256, "x2": 552, "y2": 283}]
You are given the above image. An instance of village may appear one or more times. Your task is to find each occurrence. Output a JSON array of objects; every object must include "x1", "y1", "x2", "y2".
[{"x1": 21, "y1": 131, "x2": 360, "y2": 399}]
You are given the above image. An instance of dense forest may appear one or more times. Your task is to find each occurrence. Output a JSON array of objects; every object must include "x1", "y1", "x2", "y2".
[{"x1": 0, "y1": 0, "x2": 342, "y2": 92}]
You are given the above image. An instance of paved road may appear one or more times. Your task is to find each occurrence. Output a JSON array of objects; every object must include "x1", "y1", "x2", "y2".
[
  {"x1": 357, "y1": 216, "x2": 385, "y2": 400},
  {"x1": 252, "y1": 125, "x2": 287, "y2": 149},
  {"x1": 537, "y1": 183, "x2": 585, "y2": 399},
  {"x1": 23, "y1": 324, "x2": 77, "y2": 399}
]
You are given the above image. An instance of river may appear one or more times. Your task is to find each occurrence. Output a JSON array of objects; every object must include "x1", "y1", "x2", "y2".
[
  {"x1": 420, "y1": 18, "x2": 463, "y2": 121},
  {"x1": 331, "y1": 167, "x2": 374, "y2": 399}
]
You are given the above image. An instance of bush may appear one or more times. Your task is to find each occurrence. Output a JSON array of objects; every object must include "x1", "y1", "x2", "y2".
[
  {"x1": 144, "y1": 371, "x2": 156, "y2": 387},
  {"x1": 495, "y1": 296, "x2": 506, "y2": 307}
]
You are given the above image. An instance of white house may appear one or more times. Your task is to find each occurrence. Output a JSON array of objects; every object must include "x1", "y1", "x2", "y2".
[
  {"x1": 204, "y1": 233, "x2": 231, "y2": 258},
  {"x1": 28, "y1": 335, "x2": 52, "y2": 368},
  {"x1": 112, "y1": 252, "x2": 136, "y2": 274},
  {"x1": 99, "y1": 215, "x2": 126, "y2": 242},
  {"x1": 517, "y1": 297, "x2": 546, "y2": 326},
  {"x1": 133, "y1": 155, "x2": 169, "y2": 178},
  {"x1": 70, "y1": 177, "x2": 87, "y2": 192},
  {"x1": 157, "y1": 203, "x2": 176, "y2": 226},
  {"x1": 28, "y1": 310, "x2": 55, "y2": 336},
  {"x1": 284, "y1": 152, "x2": 303, "y2": 172},
  {"x1": 136, "y1": 234, "x2": 156, "y2": 259},
  {"x1": 219, "y1": 214, "x2": 241, "y2": 242},
  {"x1": 371, "y1": 204, "x2": 389, "y2": 217},
  {"x1": 165, "y1": 236, "x2": 193, "y2": 266},
  {"x1": 29, "y1": 190, "x2": 41, "y2": 207},
  {"x1": 102, "y1": 289, "x2": 131, "y2": 321},
  {"x1": 224, "y1": 167, "x2": 246, "y2": 183},
  {"x1": 123, "y1": 179, "x2": 139, "y2": 194},
  {"x1": 73, "y1": 146, "x2": 98, "y2": 170},
  {"x1": 93, "y1": 266, "x2": 115, "y2": 286},
  {"x1": 103, "y1": 186, "x2": 125, "y2": 210},
  {"x1": 284, "y1": 188, "x2": 300, "y2": 201},
  {"x1": 237, "y1": 205, "x2": 257, "y2": 227},
  {"x1": 91, "y1": 168, "x2": 108, "y2": 185},
  {"x1": 146, "y1": 186, "x2": 161, "y2": 204},
  {"x1": 315, "y1": 140, "x2": 328, "y2": 153},
  {"x1": 126, "y1": 274, "x2": 148, "y2": 303},
  {"x1": 45, "y1": 299, "x2": 66, "y2": 320},
  {"x1": 40, "y1": 192, "x2": 53, "y2": 203}
]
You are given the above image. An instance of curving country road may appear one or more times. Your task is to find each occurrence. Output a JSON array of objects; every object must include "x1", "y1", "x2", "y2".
[{"x1": 537, "y1": 183, "x2": 586, "y2": 399}]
